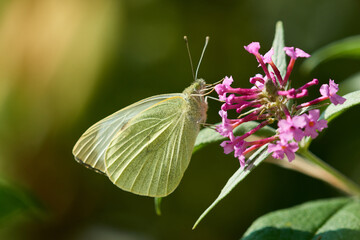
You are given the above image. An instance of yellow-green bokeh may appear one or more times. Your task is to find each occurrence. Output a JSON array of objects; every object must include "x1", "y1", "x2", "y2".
[{"x1": 0, "y1": 0, "x2": 360, "y2": 239}]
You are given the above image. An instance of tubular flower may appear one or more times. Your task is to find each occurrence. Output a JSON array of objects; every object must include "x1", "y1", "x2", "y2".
[
  {"x1": 320, "y1": 79, "x2": 346, "y2": 105},
  {"x1": 268, "y1": 140, "x2": 299, "y2": 162},
  {"x1": 278, "y1": 115, "x2": 306, "y2": 142},
  {"x1": 215, "y1": 42, "x2": 346, "y2": 167},
  {"x1": 303, "y1": 110, "x2": 328, "y2": 138}
]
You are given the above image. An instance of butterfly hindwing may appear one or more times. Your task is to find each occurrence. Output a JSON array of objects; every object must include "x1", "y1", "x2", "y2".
[{"x1": 104, "y1": 96, "x2": 200, "y2": 197}]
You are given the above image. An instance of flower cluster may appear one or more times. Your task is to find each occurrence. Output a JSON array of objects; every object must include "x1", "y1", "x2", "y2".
[{"x1": 215, "y1": 42, "x2": 346, "y2": 168}]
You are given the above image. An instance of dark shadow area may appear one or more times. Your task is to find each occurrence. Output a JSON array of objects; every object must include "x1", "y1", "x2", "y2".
[{"x1": 315, "y1": 229, "x2": 360, "y2": 240}]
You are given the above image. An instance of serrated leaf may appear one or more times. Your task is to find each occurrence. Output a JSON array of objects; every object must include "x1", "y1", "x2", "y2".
[
  {"x1": 270, "y1": 21, "x2": 287, "y2": 79},
  {"x1": 302, "y1": 35, "x2": 360, "y2": 72},
  {"x1": 193, "y1": 145, "x2": 270, "y2": 229},
  {"x1": 194, "y1": 121, "x2": 276, "y2": 153},
  {"x1": 242, "y1": 197, "x2": 360, "y2": 240}
]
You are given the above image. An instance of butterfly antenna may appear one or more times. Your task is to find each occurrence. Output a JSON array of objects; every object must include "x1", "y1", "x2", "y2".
[
  {"x1": 184, "y1": 36, "x2": 195, "y2": 81},
  {"x1": 195, "y1": 36, "x2": 209, "y2": 80}
]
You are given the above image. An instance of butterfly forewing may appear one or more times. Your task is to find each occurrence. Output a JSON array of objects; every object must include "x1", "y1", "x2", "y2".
[
  {"x1": 72, "y1": 94, "x2": 179, "y2": 173},
  {"x1": 104, "y1": 96, "x2": 200, "y2": 197}
]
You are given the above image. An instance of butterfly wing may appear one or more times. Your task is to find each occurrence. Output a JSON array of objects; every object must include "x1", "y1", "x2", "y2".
[
  {"x1": 104, "y1": 95, "x2": 201, "y2": 197},
  {"x1": 72, "y1": 94, "x2": 179, "y2": 174}
]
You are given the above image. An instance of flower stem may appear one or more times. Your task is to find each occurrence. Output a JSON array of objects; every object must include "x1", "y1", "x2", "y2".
[{"x1": 298, "y1": 149, "x2": 360, "y2": 196}]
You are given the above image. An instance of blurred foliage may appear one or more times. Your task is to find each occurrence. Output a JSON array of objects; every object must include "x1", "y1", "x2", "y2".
[
  {"x1": 0, "y1": 0, "x2": 360, "y2": 239},
  {"x1": 0, "y1": 178, "x2": 43, "y2": 221},
  {"x1": 339, "y1": 72, "x2": 360, "y2": 95},
  {"x1": 302, "y1": 35, "x2": 360, "y2": 73}
]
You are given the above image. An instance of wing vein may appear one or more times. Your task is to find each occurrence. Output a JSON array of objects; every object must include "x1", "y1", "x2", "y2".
[
  {"x1": 110, "y1": 115, "x2": 177, "y2": 184},
  {"x1": 164, "y1": 112, "x2": 185, "y2": 193}
]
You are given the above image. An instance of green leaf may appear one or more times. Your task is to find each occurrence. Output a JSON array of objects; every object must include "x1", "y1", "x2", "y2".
[
  {"x1": 270, "y1": 21, "x2": 287, "y2": 79},
  {"x1": 303, "y1": 90, "x2": 360, "y2": 148},
  {"x1": 193, "y1": 145, "x2": 270, "y2": 229},
  {"x1": 302, "y1": 35, "x2": 360, "y2": 72},
  {"x1": 194, "y1": 121, "x2": 275, "y2": 153},
  {"x1": 242, "y1": 197, "x2": 360, "y2": 240},
  {"x1": 295, "y1": 102, "x2": 329, "y2": 116},
  {"x1": 0, "y1": 179, "x2": 43, "y2": 222},
  {"x1": 322, "y1": 90, "x2": 360, "y2": 123}
]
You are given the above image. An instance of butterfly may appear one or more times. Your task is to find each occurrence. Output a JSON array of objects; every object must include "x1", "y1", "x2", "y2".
[
  {"x1": 73, "y1": 36, "x2": 211, "y2": 197},
  {"x1": 72, "y1": 79, "x2": 208, "y2": 197}
]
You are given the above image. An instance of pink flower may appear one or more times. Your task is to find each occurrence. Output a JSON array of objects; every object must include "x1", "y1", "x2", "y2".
[
  {"x1": 215, "y1": 76, "x2": 234, "y2": 101},
  {"x1": 215, "y1": 41, "x2": 344, "y2": 166},
  {"x1": 234, "y1": 140, "x2": 246, "y2": 158},
  {"x1": 216, "y1": 110, "x2": 233, "y2": 137},
  {"x1": 297, "y1": 78, "x2": 319, "y2": 92},
  {"x1": 320, "y1": 79, "x2": 346, "y2": 105},
  {"x1": 284, "y1": 47, "x2": 310, "y2": 59},
  {"x1": 303, "y1": 110, "x2": 328, "y2": 138},
  {"x1": 250, "y1": 74, "x2": 265, "y2": 90},
  {"x1": 238, "y1": 155, "x2": 246, "y2": 168},
  {"x1": 249, "y1": 74, "x2": 264, "y2": 84},
  {"x1": 278, "y1": 115, "x2": 306, "y2": 141},
  {"x1": 234, "y1": 140, "x2": 247, "y2": 167},
  {"x1": 220, "y1": 137, "x2": 246, "y2": 157},
  {"x1": 220, "y1": 139, "x2": 236, "y2": 154},
  {"x1": 268, "y1": 140, "x2": 299, "y2": 162},
  {"x1": 253, "y1": 81, "x2": 264, "y2": 90},
  {"x1": 262, "y1": 48, "x2": 274, "y2": 64},
  {"x1": 220, "y1": 137, "x2": 247, "y2": 167},
  {"x1": 225, "y1": 94, "x2": 236, "y2": 105},
  {"x1": 234, "y1": 137, "x2": 247, "y2": 168},
  {"x1": 244, "y1": 42, "x2": 260, "y2": 55}
]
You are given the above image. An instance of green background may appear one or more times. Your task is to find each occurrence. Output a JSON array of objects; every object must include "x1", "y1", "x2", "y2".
[{"x1": 0, "y1": 0, "x2": 359, "y2": 239}]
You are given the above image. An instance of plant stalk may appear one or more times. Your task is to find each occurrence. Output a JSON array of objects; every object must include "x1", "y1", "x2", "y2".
[{"x1": 298, "y1": 149, "x2": 360, "y2": 196}]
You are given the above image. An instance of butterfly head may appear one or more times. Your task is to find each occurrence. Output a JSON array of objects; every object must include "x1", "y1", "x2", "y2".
[{"x1": 183, "y1": 79, "x2": 207, "y2": 96}]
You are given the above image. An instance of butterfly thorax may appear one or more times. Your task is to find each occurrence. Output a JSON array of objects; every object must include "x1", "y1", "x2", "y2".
[{"x1": 183, "y1": 79, "x2": 208, "y2": 124}]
